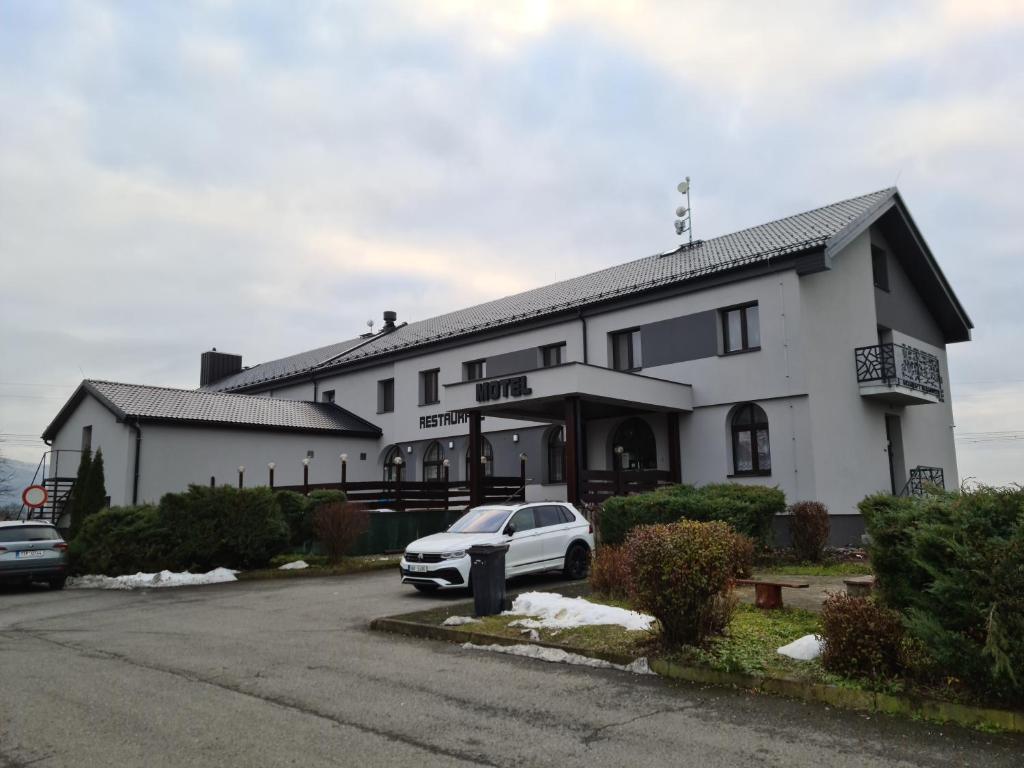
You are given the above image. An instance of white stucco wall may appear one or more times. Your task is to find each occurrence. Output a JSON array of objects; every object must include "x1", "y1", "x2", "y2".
[
  {"x1": 48, "y1": 395, "x2": 133, "y2": 506},
  {"x1": 134, "y1": 424, "x2": 380, "y2": 504}
]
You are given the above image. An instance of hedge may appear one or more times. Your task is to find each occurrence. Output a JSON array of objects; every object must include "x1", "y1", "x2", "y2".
[
  {"x1": 71, "y1": 485, "x2": 291, "y2": 575},
  {"x1": 861, "y1": 487, "x2": 1024, "y2": 705},
  {"x1": 599, "y1": 483, "x2": 784, "y2": 546},
  {"x1": 276, "y1": 489, "x2": 347, "y2": 548}
]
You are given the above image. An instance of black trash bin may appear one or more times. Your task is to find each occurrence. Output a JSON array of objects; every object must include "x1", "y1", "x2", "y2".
[{"x1": 468, "y1": 543, "x2": 509, "y2": 617}]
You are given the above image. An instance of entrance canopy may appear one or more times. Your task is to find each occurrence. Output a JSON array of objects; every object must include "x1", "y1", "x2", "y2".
[{"x1": 443, "y1": 362, "x2": 693, "y2": 422}]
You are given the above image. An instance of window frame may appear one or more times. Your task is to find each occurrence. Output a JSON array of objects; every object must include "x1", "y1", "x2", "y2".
[
  {"x1": 540, "y1": 343, "x2": 565, "y2": 368},
  {"x1": 422, "y1": 441, "x2": 445, "y2": 482},
  {"x1": 463, "y1": 359, "x2": 486, "y2": 381},
  {"x1": 419, "y1": 368, "x2": 440, "y2": 406},
  {"x1": 377, "y1": 378, "x2": 395, "y2": 414},
  {"x1": 720, "y1": 302, "x2": 761, "y2": 355},
  {"x1": 609, "y1": 328, "x2": 642, "y2": 372},
  {"x1": 321, "y1": 389, "x2": 335, "y2": 404},
  {"x1": 729, "y1": 403, "x2": 771, "y2": 477}
]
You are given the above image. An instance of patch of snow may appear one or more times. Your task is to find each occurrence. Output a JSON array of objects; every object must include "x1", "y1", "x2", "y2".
[
  {"x1": 67, "y1": 568, "x2": 238, "y2": 590},
  {"x1": 278, "y1": 560, "x2": 309, "y2": 570},
  {"x1": 777, "y1": 634, "x2": 823, "y2": 661},
  {"x1": 462, "y1": 642, "x2": 653, "y2": 675},
  {"x1": 504, "y1": 591, "x2": 654, "y2": 632},
  {"x1": 441, "y1": 615, "x2": 481, "y2": 627}
]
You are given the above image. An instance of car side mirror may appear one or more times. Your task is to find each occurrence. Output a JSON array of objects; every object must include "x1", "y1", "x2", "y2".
[{"x1": 504, "y1": 524, "x2": 516, "y2": 537}]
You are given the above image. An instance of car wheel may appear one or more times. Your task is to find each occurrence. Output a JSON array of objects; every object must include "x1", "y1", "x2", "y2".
[
  {"x1": 413, "y1": 584, "x2": 438, "y2": 594},
  {"x1": 563, "y1": 543, "x2": 590, "y2": 580},
  {"x1": 49, "y1": 576, "x2": 67, "y2": 590}
]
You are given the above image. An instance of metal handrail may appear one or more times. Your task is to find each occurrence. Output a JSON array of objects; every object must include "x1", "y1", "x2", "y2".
[{"x1": 854, "y1": 342, "x2": 943, "y2": 400}]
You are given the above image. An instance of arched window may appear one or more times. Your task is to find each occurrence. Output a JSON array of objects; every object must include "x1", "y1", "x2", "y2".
[
  {"x1": 382, "y1": 445, "x2": 401, "y2": 482},
  {"x1": 612, "y1": 417, "x2": 657, "y2": 471},
  {"x1": 466, "y1": 436, "x2": 494, "y2": 479},
  {"x1": 547, "y1": 427, "x2": 566, "y2": 483},
  {"x1": 731, "y1": 403, "x2": 770, "y2": 475},
  {"x1": 423, "y1": 441, "x2": 445, "y2": 482}
]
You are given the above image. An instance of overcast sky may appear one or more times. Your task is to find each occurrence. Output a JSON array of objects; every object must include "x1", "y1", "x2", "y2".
[{"x1": 1, "y1": 1, "x2": 1022, "y2": 486}]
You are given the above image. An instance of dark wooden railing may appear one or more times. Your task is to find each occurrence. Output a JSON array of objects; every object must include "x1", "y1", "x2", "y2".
[
  {"x1": 580, "y1": 469, "x2": 674, "y2": 504},
  {"x1": 275, "y1": 476, "x2": 525, "y2": 513}
]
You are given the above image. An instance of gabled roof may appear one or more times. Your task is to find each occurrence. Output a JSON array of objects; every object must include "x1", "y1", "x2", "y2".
[
  {"x1": 41, "y1": 380, "x2": 381, "y2": 441},
  {"x1": 210, "y1": 187, "x2": 971, "y2": 392}
]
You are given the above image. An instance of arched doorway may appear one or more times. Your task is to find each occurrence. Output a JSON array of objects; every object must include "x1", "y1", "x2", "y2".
[
  {"x1": 546, "y1": 426, "x2": 566, "y2": 483},
  {"x1": 611, "y1": 417, "x2": 657, "y2": 471},
  {"x1": 465, "y1": 436, "x2": 494, "y2": 479}
]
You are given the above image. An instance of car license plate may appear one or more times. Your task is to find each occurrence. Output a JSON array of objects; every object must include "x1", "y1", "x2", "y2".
[
  {"x1": 15, "y1": 550, "x2": 46, "y2": 559},
  {"x1": 409, "y1": 563, "x2": 428, "y2": 573}
]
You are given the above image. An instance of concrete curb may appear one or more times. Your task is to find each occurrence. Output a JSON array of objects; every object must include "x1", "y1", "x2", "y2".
[{"x1": 370, "y1": 614, "x2": 1024, "y2": 733}]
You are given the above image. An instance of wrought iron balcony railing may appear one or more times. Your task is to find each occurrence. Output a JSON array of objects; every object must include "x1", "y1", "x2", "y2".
[
  {"x1": 854, "y1": 342, "x2": 943, "y2": 401},
  {"x1": 901, "y1": 466, "x2": 945, "y2": 497}
]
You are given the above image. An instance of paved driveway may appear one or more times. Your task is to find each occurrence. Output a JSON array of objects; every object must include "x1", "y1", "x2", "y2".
[{"x1": 1, "y1": 571, "x2": 1019, "y2": 768}]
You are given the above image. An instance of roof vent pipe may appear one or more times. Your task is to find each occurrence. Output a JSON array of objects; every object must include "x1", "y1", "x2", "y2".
[{"x1": 383, "y1": 311, "x2": 397, "y2": 330}]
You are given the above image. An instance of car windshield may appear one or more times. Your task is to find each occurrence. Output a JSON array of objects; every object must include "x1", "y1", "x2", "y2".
[
  {"x1": 447, "y1": 507, "x2": 511, "y2": 534},
  {"x1": 0, "y1": 526, "x2": 61, "y2": 543}
]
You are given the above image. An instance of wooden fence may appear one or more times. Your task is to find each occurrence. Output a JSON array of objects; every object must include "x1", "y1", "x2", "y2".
[
  {"x1": 580, "y1": 469, "x2": 674, "y2": 505},
  {"x1": 274, "y1": 475, "x2": 525, "y2": 513}
]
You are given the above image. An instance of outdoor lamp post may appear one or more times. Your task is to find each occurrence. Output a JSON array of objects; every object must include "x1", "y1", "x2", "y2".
[
  {"x1": 238, "y1": 465, "x2": 245, "y2": 489},
  {"x1": 393, "y1": 454, "x2": 404, "y2": 483},
  {"x1": 268, "y1": 462, "x2": 275, "y2": 489},
  {"x1": 614, "y1": 445, "x2": 625, "y2": 494},
  {"x1": 442, "y1": 457, "x2": 450, "y2": 483},
  {"x1": 340, "y1": 453, "x2": 348, "y2": 485},
  {"x1": 302, "y1": 456, "x2": 310, "y2": 494},
  {"x1": 518, "y1": 452, "x2": 527, "y2": 493}
]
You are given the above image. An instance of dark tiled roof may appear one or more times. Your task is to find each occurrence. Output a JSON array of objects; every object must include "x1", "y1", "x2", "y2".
[
  {"x1": 42, "y1": 381, "x2": 381, "y2": 440},
  {"x1": 213, "y1": 188, "x2": 896, "y2": 392}
]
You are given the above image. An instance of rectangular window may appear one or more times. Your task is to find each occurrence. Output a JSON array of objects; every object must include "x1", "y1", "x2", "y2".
[
  {"x1": 420, "y1": 369, "x2": 440, "y2": 405},
  {"x1": 610, "y1": 329, "x2": 642, "y2": 371},
  {"x1": 463, "y1": 360, "x2": 486, "y2": 381},
  {"x1": 540, "y1": 343, "x2": 564, "y2": 368},
  {"x1": 721, "y1": 303, "x2": 760, "y2": 354},
  {"x1": 872, "y1": 246, "x2": 889, "y2": 291},
  {"x1": 377, "y1": 378, "x2": 394, "y2": 413},
  {"x1": 321, "y1": 390, "x2": 335, "y2": 403},
  {"x1": 81, "y1": 425, "x2": 92, "y2": 454}
]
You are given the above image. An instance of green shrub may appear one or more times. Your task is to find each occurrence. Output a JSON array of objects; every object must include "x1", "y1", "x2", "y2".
[
  {"x1": 788, "y1": 500, "x2": 830, "y2": 562},
  {"x1": 159, "y1": 485, "x2": 289, "y2": 571},
  {"x1": 599, "y1": 483, "x2": 783, "y2": 546},
  {"x1": 624, "y1": 520, "x2": 741, "y2": 647},
  {"x1": 589, "y1": 545, "x2": 633, "y2": 600},
  {"x1": 275, "y1": 489, "x2": 347, "y2": 548},
  {"x1": 861, "y1": 486, "x2": 1024, "y2": 704},
  {"x1": 69, "y1": 505, "x2": 167, "y2": 576},
  {"x1": 820, "y1": 593, "x2": 905, "y2": 680}
]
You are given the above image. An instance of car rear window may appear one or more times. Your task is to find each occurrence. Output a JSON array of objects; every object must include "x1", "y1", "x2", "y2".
[
  {"x1": 535, "y1": 506, "x2": 565, "y2": 528},
  {"x1": 0, "y1": 526, "x2": 61, "y2": 543}
]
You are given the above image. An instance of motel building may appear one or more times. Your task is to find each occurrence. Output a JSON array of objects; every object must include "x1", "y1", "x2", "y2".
[{"x1": 38, "y1": 188, "x2": 971, "y2": 544}]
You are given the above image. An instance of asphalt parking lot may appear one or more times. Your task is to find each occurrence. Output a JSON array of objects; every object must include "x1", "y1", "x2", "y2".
[{"x1": 1, "y1": 570, "x2": 1020, "y2": 768}]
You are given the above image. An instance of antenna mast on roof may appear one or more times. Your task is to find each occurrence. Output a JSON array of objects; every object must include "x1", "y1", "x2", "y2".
[{"x1": 674, "y1": 177, "x2": 693, "y2": 246}]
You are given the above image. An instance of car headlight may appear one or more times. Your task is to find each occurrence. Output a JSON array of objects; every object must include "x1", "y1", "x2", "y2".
[{"x1": 441, "y1": 550, "x2": 466, "y2": 560}]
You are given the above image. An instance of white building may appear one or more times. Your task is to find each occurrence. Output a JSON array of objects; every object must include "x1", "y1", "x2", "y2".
[{"x1": 40, "y1": 188, "x2": 971, "y2": 543}]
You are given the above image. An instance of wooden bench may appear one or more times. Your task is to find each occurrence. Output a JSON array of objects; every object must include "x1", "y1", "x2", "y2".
[
  {"x1": 735, "y1": 579, "x2": 810, "y2": 609},
  {"x1": 843, "y1": 575, "x2": 875, "y2": 597}
]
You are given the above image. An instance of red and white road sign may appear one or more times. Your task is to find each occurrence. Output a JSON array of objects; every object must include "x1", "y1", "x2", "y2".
[{"x1": 21, "y1": 485, "x2": 48, "y2": 509}]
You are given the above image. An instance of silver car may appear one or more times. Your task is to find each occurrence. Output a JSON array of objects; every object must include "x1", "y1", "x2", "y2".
[{"x1": 0, "y1": 521, "x2": 69, "y2": 589}]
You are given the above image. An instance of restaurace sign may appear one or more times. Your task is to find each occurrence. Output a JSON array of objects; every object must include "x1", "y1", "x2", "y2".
[{"x1": 475, "y1": 375, "x2": 532, "y2": 403}]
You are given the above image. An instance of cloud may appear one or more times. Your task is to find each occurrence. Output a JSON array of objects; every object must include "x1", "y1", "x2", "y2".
[{"x1": 0, "y1": 0, "x2": 1021, "y2": 485}]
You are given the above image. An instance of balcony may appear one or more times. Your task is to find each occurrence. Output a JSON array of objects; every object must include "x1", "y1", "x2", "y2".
[{"x1": 854, "y1": 342, "x2": 943, "y2": 405}]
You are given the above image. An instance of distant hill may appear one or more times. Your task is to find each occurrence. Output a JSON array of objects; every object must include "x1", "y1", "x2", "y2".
[{"x1": 1, "y1": 457, "x2": 40, "y2": 510}]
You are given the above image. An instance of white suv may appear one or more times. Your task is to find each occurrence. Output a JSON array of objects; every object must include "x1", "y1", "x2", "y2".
[{"x1": 400, "y1": 502, "x2": 594, "y2": 593}]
